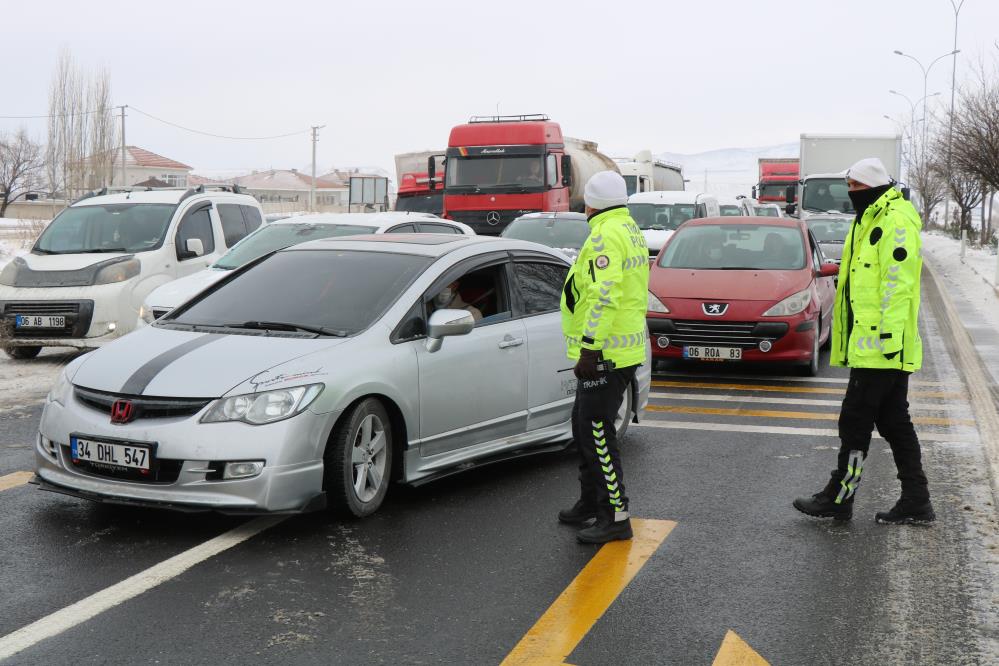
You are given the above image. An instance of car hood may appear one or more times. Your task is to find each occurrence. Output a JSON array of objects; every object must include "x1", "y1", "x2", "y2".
[
  {"x1": 72, "y1": 324, "x2": 347, "y2": 398},
  {"x1": 21, "y1": 252, "x2": 131, "y2": 271},
  {"x1": 650, "y1": 267, "x2": 812, "y2": 301},
  {"x1": 642, "y1": 229, "x2": 674, "y2": 255},
  {"x1": 147, "y1": 268, "x2": 230, "y2": 310}
]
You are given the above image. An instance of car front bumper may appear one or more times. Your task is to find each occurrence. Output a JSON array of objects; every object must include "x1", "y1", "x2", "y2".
[{"x1": 647, "y1": 314, "x2": 816, "y2": 363}]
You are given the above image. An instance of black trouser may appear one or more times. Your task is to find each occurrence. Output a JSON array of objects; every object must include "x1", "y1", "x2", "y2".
[
  {"x1": 572, "y1": 364, "x2": 636, "y2": 518},
  {"x1": 828, "y1": 367, "x2": 929, "y2": 502}
]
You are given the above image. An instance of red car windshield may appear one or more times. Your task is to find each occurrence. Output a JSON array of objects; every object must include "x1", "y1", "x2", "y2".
[{"x1": 659, "y1": 224, "x2": 806, "y2": 271}]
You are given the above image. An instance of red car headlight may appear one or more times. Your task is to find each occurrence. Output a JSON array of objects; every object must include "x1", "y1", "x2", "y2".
[{"x1": 762, "y1": 289, "x2": 812, "y2": 317}]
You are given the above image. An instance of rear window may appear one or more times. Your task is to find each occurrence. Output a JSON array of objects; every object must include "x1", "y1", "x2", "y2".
[
  {"x1": 659, "y1": 224, "x2": 806, "y2": 271},
  {"x1": 213, "y1": 223, "x2": 377, "y2": 270},
  {"x1": 170, "y1": 250, "x2": 431, "y2": 335},
  {"x1": 501, "y1": 217, "x2": 591, "y2": 250}
]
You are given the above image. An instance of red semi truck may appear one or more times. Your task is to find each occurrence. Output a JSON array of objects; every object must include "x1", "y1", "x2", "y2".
[
  {"x1": 753, "y1": 158, "x2": 800, "y2": 204},
  {"x1": 394, "y1": 151, "x2": 445, "y2": 215},
  {"x1": 432, "y1": 114, "x2": 617, "y2": 234}
]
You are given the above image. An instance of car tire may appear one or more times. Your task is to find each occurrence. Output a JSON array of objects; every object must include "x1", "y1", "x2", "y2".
[
  {"x1": 324, "y1": 398, "x2": 393, "y2": 518},
  {"x1": 4, "y1": 346, "x2": 41, "y2": 360},
  {"x1": 614, "y1": 384, "x2": 633, "y2": 442},
  {"x1": 800, "y1": 328, "x2": 820, "y2": 377}
]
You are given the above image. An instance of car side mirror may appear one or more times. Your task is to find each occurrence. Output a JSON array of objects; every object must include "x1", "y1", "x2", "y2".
[
  {"x1": 751, "y1": 186, "x2": 757, "y2": 199},
  {"x1": 184, "y1": 238, "x2": 205, "y2": 258},
  {"x1": 561, "y1": 154, "x2": 572, "y2": 187},
  {"x1": 901, "y1": 187, "x2": 911, "y2": 201},
  {"x1": 427, "y1": 156, "x2": 436, "y2": 191},
  {"x1": 425, "y1": 308, "x2": 475, "y2": 352},
  {"x1": 784, "y1": 185, "x2": 795, "y2": 203},
  {"x1": 817, "y1": 262, "x2": 839, "y2": 278}
]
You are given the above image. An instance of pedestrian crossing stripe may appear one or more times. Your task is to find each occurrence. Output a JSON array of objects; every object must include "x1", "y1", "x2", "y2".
[
  {"x1": 652, "y1": 380, "x2": 964, "y2": 400},
  {"x1": 645, "y1": 404, "x2": 974, "y2": 427}
]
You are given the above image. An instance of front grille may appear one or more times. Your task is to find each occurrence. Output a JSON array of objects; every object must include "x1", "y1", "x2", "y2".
[
  {"x1": 75, "y1": 387, "x2": 212, "y2": 421},
  {"x1": 446, "y1": 209, "x2": 534, "y2": 235},
  {"x1": 61, "y1": 445, "x2": 183, "y2": 483},
  {"x1": 2, "y1": 300, "x2": 94, "y2": 338},
  {"x1": 650, "y1": 319, "x2": 789, "y2": 349}
]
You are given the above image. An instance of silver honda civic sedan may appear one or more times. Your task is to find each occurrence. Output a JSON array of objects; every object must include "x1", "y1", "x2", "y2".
[{"x1": 35, "y1": 234, "x2": 651, "y2": 516}]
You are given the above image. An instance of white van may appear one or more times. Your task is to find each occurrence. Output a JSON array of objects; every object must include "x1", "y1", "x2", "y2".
[
  {"x1": 627, "y1": 191, "x2": 720, "y2": 258},
  {"x1": 0, "y1": 186, "x2": 264, "y2": 358}
]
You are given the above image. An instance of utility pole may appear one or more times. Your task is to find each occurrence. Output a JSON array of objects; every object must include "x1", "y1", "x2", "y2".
[
  {"x1": 118, "y1": 105, "x2": 128, "y2": 187},
  {"x1": 310, "y1": 125, "x2": 325, "y2": 212},
  {"x1": 944, "y1": 0, "x2": 966, "y2": 230}
]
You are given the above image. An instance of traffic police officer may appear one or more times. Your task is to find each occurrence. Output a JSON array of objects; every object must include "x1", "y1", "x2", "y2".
[
  {"x1": 794, "y1": 157, "x2": 933, "y2": 524},
  {"x1": 559, "y1": 170, "x2": 650, "y2": 543}
]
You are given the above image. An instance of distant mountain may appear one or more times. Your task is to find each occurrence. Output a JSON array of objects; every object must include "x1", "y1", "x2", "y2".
[{"x1": 656, "y1": 142, "x2": 798, "y2": 199}]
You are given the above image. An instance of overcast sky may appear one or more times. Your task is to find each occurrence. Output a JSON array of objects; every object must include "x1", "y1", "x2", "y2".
[{"x1": 3, "y1": 0, "x2": 998, "y2": 176}]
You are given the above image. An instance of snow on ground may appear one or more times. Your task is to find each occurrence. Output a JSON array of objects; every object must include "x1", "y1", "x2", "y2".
[
  {"x1": 922, "y1": 231, "x2": 999, "y2": 333},
  {"x1": 0, "y1": 349, "x2": 83, "y2": 410}
]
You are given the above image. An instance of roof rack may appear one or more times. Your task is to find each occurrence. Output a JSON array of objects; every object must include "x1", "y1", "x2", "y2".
[{"x1": 468, "y1": 113, "x2": 550, "y2": 124}]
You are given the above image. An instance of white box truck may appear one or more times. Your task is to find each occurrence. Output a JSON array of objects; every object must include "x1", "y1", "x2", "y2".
[
  {"x1": 790, "y1": 134, "x2": 901, "y2": 220},
  {"x1": 614, "y1": 150, "x2": 685, "y2": 195}
]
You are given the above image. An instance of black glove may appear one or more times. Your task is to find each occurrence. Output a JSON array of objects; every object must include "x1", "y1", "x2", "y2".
[{"x1": 574, "y1": 348, "x2": 601, "y2": 381}]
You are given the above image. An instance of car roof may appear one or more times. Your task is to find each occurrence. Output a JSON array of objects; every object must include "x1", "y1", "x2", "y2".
[
  {"x1": 684, "y1": 215, "x2": 801, "y2": 228},
  {"x1": 628, "y1": 191, "x2": 707, "y2": 204},
  {"x1": 71, "y1": 189, "x2": 257, "y2": 207},
  {"x1": 285, "y1": 233, "x2": 562, "y2": 258},
  {"x1": 273, "y1": 212, "x2": 464, "y2": 233},
  {"x1": 512, "y1": 211, "x2": 587, "y2": 221}
]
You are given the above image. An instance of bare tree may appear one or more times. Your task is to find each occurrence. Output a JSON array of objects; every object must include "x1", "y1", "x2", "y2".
[
  {"x1": 910, "y1": 152, "x2": 946, "y2": 223},
  {"x1": 0, "y1": 128, "x2": 45, "y2": 217},
  {"x1": 944, "y1": 166, "x2": 984, "y2": 239},
  {"x1": 947, "y1": 61, "x2": 999, "y2": 197}
]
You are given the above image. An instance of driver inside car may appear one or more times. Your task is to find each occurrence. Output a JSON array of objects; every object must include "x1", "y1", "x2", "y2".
[{"x1": 432, "y1": 279, "x2": 483, "y2": 321}]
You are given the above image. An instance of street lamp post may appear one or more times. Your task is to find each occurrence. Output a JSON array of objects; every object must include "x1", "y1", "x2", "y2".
[
  {"x1": 944, "y1": 0, "x2": 966, "y2": 231},
  {"x1": 893, "y1": 49, "x2": 960, "y2": 168},
  {"x1": 888, "y1": 90, "x2": 941, "y2": 183}
]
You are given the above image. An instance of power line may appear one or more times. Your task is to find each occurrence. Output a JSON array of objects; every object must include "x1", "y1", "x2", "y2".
[{"x1": 129, "y1": 106, "x2": 311, "y2": 141}]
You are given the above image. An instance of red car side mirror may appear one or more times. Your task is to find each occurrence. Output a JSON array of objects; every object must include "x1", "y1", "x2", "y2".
[{"x1": 817, "y1": 262, "x2": 839, "y2": 278}]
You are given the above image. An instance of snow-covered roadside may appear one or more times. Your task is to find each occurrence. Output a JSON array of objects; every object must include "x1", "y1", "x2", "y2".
[
  {"x1": 0, "y1": 350, "x2": 82, "y2": 410},
  {"x1": 922, "y1": 231, "x2": 999, "y2": 333}
]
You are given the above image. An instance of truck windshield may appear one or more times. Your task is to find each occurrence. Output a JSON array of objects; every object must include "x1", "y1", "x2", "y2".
[
  {"x1": 622, "y1": 175, "x2": 638, "y2": 196},
  {"x1": 33, "y1": 203, "x2": 176, "y2": 254},
  {"x1": 627, "y1": 203, "x2": 696, "y2": 231},
  {"x1": 213, "y1": 223, "x2": 378, "y2": 270},
  {"x1": 446, "y1": 156, "x2": 545, "y2": 189},
  {"x1": 802, "y1": 178, "x2": 854, "y2": 214},
  {"x1": 759, "y1": 183, "x2": 795, "y2": 201}
]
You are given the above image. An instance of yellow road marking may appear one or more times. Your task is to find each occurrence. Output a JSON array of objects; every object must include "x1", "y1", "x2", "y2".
[
  {"x1": 0, "y1": 471, "x2": 34, "y2": 492},
  {"x1": 712, "y1": 630, "x2": 769, "y2": 665},
  {"x1": 501, "y1": 518, "x2": 676, "y2": 666},
  {"x1": 652, "y1": 380, "x2": 964, "y2": 400},
  {"x1": 645, "y1": 404, "x2": 973, "y2": 427}
]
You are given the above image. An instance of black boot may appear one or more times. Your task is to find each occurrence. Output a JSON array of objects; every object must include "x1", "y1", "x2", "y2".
[
  {"x1": 558, "y1": 499, "x2": 597, "y2": 525},
  {"x1": 875, "y1": 498, "x2": 935, "y2": 525},
  {"x1": 792, "y1": 492, "x2": 853, "y2": 520},
  {"x1": 576, "y1": 514, "x2": 633, "y2": 544}
]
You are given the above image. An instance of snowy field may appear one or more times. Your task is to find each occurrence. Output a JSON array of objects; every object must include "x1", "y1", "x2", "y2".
[{"x1": 922, "y1": 231, "x2": 999, "y2": 333}]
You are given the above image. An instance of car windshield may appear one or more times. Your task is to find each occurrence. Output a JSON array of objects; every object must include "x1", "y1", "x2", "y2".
[
  {"x1": 659, "y1": 224, "x2": 806, "y2": 270},
  {"x1": 395, "y1": 193, "x2": 443, "y2": 215},
  {"x1": 627, "y1": 203, "x2": 695, "y2": 231},
  {"x1": 169, "y1": 250, "x2": 431, "y2": 336},
  {"x1": 213, "y1": 223, "x2": 377, "y2": 270},
  {"x1": 501, "y1": 217, "x2": 591, "y2": 250},
  {"x1": 33, "y1": 203, "x2": 176, "y2": 254},
  {"x1": 719, "y1": 205, "x2": 742, "y2": 216},
  {"x1": 446, "y1": 156, "x2": 544, "y2": 189},
  {"x1": 802, "y1": 178, "x2": 854, "y2": 213},
  {"x1": 806, "y1": 218, "x2": 852, "y2": 243}
]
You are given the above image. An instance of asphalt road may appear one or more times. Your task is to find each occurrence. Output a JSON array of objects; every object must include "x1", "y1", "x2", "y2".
[{"x1": 1, "y1": 284, "x2": 997, "y2": 664}]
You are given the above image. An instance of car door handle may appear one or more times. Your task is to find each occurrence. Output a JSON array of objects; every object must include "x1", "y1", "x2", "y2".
[{"x1": 498, "y1": 336, "x2": 524, "y2": 349}]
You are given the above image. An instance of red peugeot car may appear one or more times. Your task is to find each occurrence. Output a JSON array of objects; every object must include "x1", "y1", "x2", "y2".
[{"x1": 647, "y1": 216, "x2": 839, "y2": 375}]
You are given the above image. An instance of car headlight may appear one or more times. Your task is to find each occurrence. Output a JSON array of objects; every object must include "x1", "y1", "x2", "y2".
[
  {"x1": 201, "y1": 384, "x2": 324, "y2": 425},
  {"x1": 648, "y1": 291, "x2": 670, "y2": 314},
  {"x1": 138, "y1": 304, "x2": 154, "y2": 325},
  {"x1": 0, "y1": 258, "x2": 21, "y2": 286},
  {"x1": 94, "y1": 258, "x2": 141, "y2": 285},
  {"x1": 762, "y1": 289, "x2": 812, "y2": 317},
  {"x1": 47, "y1": 366, "x2": 73, "y2": 406}
]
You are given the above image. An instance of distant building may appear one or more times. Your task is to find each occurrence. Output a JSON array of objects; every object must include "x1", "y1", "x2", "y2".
[
  {"x1": 231, "y1": 169, "x2": 349, "y2": 210},
  {"x1": 86, "y1": 146, "x2": 193, "y2": 189}
]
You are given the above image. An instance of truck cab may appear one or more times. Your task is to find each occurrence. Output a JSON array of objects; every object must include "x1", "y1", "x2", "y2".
[
  {"x1": 395, "y1": 172, "x2": 444, "y2": 215},
  {"x1": 628, "y1": 191, "x2": 720, "y2": 259}
]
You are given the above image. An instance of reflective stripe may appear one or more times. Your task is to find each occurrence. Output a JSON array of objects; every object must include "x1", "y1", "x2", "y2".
[
  {"x1": 835, "y1": 450, "x2": 865, "y2": 503},
  {"x1": 593, "y1": 419, "x2": 625, "y2": 512}
]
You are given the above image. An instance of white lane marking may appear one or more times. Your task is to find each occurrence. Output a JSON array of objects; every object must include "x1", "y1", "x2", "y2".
[
  {"x1": 0, "y1": 516, "x2": 286, "y2": 661},
  {"x1": 652, "y1": 373, "x2": 958, "y2": 388},
  {"x1": 633, "y1": 419, "x2": 977, "y2": 443},
  {"x1": 648, "y1": 392, "x2": 971, "y2": 412}
]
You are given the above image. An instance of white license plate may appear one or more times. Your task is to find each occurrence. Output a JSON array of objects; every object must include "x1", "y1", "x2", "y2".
[
  {"x1": 683, "y1": 346, "x2": 742, "y2": 361},
  {"x1": 15, "y1": 315, "x2": 65, "y2": 328},
  {"x1": 71, "y1": 436, "x2": 151, "y2": 470}
]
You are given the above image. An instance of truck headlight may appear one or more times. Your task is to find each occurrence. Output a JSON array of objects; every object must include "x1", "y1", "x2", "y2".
[
  {"x1": 648, "y1": 291, "x2": 670, "y2": 314},
  {"x1": 94, "y1": 258, "x2": 141, "y2": 285},
  {"x1": 762, "y1": 289, "x2": 812, "y2": 317},
  {"x1": 201, "y1": 384, "x2": 324, "y2": 425}
]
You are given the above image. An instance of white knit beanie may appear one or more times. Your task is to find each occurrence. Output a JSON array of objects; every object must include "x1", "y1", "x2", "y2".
[
  {"x1": 584, "y1": 170, "x2": 629, "y2": 210},
  {"x1": 846, "y1": 158, "x2": 892, "y2": 188}
]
